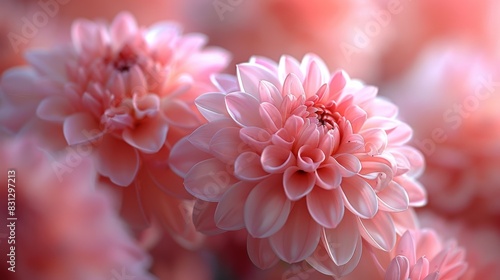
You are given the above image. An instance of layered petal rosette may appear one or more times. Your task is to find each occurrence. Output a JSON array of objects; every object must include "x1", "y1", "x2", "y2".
[
  {"x1": 382, "y1": 229, "x2": 467, "y2": 280},
  {"x1": 0, "y1": 12, "x2": 229, "y2": 246},
  {"x1": 170, "y1": 54, "x2": 426, "y2": 276}
]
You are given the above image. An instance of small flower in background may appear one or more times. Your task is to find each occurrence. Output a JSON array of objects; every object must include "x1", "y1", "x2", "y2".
[
  {"x1": 381, "y1": 229, "x2": 467, "y2": 280},
  {"x1": 382, "y1": 44, "x2": 500, "y2": 219},
  {"x1": 170, "y1": 53, "x2": 426, "y2": 277},
  {"x1": 0, "y1": 11, "x2": 230, "y2": 246},
  {"x1": 0, "y1": 137, "x2": 153, "y2": 280}
]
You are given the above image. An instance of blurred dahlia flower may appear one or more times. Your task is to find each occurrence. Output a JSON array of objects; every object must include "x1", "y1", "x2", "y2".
[
  {"x1": 380, "y1": 229, "x2": 467, "y2": 280},
  {"x1": 383, "y1": 45, "x2": 500, "y2": 217},
  {"x1": 170, "y1": 53, "x2": 426, "y2": 277},
  {"x1": 0, "y1": 12, "x2": 229, "y2": 245},
  {"x1": 0, "y1": 137, "x2": 153, "y2": 280}
]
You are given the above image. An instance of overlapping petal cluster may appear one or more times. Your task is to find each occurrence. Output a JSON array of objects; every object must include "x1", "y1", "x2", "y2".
[
  {"x1": 170, "y1": 54, "x2": 426, "y2": 276},
  {"x1": 0, "y1": 12, "x2": 229, "y2": 245}
]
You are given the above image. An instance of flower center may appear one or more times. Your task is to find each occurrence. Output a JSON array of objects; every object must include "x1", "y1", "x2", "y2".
[
  {"x1": 306, "y1": 102, "x2": 341, "y2": 130},
  {"x1": 113, "y1": 45, "x2": 138, "y2": 72}
]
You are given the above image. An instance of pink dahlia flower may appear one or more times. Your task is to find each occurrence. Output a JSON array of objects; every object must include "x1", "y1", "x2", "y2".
[
  {"x1": 383, "y1": 45, "x2": 500, "y2": 217},
  {"x1": 0, "y1": 137, "x2": 153, "y2": 280},
  {"x1": 381, "y1": 229, "x2": 467, "y2": 280},
  {"x1": 170, "y1": 54, "x2": 426, "y2": 276},
  {"x1": 0, "y1": 12, "x2": 229, "y2": 245}
]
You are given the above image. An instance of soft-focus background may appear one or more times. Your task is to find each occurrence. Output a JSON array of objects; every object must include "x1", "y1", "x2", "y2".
[{"x1": 1, "y1": 0, "x2": 500, "y2": 279}]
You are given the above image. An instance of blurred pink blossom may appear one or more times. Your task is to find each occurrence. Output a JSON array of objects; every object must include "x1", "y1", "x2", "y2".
[
  {"x1": 0, "y1": 137, "x2": 153, "y2": 280},
  {"x1": 170, "y1": 53, "x2": 426, "y2": 277},
  {"x1": 383, "y1": 44, "x2": 500, "y2": 218},
  {"x1": 0, "y1": 11, "x2": 230, "y2": 246}
]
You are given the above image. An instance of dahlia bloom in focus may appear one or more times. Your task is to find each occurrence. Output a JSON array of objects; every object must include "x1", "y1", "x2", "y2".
[
  {"x1": 0, "y1": 12, "x2": 229, "y2": 244},
  {"x1": 0, "y1": 138, "x2": 153, "y2": 280},
  {"x1": 381, "y1": 229, "x2": 467, "y2": 280},
  {"x1": 170, "y1": 54, "x2": 426, "y2": 277}
]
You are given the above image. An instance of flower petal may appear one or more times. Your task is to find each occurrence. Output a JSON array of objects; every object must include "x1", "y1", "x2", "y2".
[
  {"x1": 322, "y1": 213, "x2": 360, "y2": 266},
  {"x1": 237, "y1": 63, "x2": 280, "y2": 98},
  {"x1": 315, "y1": 163, "x2": 342, "y2": 190},
  {"x1": 358, "y1": 211, "x2": 396, "y2": 251},
  {"x1": 123, "y1": 117, "x2": 168, "y2": 153},
  {"x1": 259, "y1": 102, "x2": 282, "y2": 132},
  {"x1": 283, "y1": 167, "x2": 315, "y2": 201},
  {"x1": 377, "y1": 181, "x2": 409, "y2": 212},
  {"x1": 195, "y1": 92, "x2": 230, "y2": 121},
  {"x1": 37, "y1": 96, "x2": 75, "y2": 122},
  {"x1": 209, "y1": 127, "x2": 247, "y2": 164},
  {"x1": 214, "y1": 181, "x2": 255, "y2": 230},
  {"x1": 244, "y1": 176, "x2": 291, "y2": 238},
  {"x1": 225, "y1": 91, "x2": 264, "y2": 127},
  {"x1": 63, "y1": 112, "x2": 103, "y2": 145},
  {"x1": 269, "y1": 200, "x2": 321, "y2": 263},
  {"x1": 341, "y1": 176, "x2": 378, "y2": 219},
  {"x1": 385, "y1": 256, "x2": 410, "y2": 280},
  {"x1": 247, "y1": 236, "x2": 280, "y2": 269},
  {"x1": 307, "y1": 188, "x2": 344, "y2": 229},
  {"x1": 162, "y1": 98, "x2": 201, "y2": 129},
  {"x1": 234, "y1": 152, "x2": 269, "y2": 181},
  {"x1": 169, "y1": 138, "x2": 212, "y2": 177},
  {"x1": 95, "y1": 135, "x2": 139, "y2": 186},
  {"x1": 184, "y1": 158, "x2": 236, "y2": 202},
  {"x1": 192, "y1": 200, "x2": 226, "y2": 235},
  {"x1": 261, "y1": 145, "x2": 296, "y2": 174}
]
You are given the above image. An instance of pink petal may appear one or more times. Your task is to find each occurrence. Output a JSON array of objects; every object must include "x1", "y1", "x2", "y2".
[
  {"x1": 269, "y1": 200, "x2": 321, "y2": 263},
  {"x1": 209, "y1": 127, "x2": 246, "y2": 164},
  {"x1": 214, "y1": 181, "x2": 255, "y2": 230},
  {"x1": 315, "y1": 163, "x2": 342, "y2": 190},
  {"x1": 37, "y1": 96, "x2": 75, "y2": 122},
  {"x1": 225, "y1": 92, "x2": 264, "y2": 127},
  {"x1": 168, "y1": 138, "x2": 212, "y2": 177},
  {"x1": 240, "y1": 127, "x2": 272, "y2": 153},
  {"x1": 326, "y1": 70, "x2": 349, "y2": 102},
  {"x1": 396, "y1": 176, "x2": 427, "y2": 207},
  {"x1": 358, "y1": 211, "x2": 396, "y2": 251},
  {"x1": 25, "y1": 49, "x2": 70, "y2": 82},
  {"x1": 162, "y1": 99, "x2": 201, "y2": 129},
  {"x1": 307, "y1": 188, "x2": 344, "y2": 229},
  {"x1": 283, "y1": 73, "x2": 306, "y2": 98},
  {"x1": 247, "y1": 236, "x2": 280, "y2": 269},
  {"x1": 283, "y1": 166, "x2": 315, "y2": 201},
  {"x1": 237, "y1": 63, "x2": 280, "y2": 98},
  {"x1": 129, "y1": 65, "x2": 148, "y2": 95},
  {"x1": 71, "y1": 19, "x2": 101, "y2": 54},
  {"x1": 211, "y1": 73, "x2": 239, "y2": 93},
  {"x1": 110, "y1": 12, "x2": 138, "y2": 48},
  {"x1": 410, "y1": 257, "x2": 430, "y2": 280},
  {"x1": 297, "y1": 145, "x2": 325, "y2": 172},
  {"x1": 334, "y1": 154, "x2": 362, "y2": 177},
  {"x1": 362, "y1": 116, "x2": 400, "y2": 132},
  {"x1": 95, "y1": 135, "x2": 139, "y2": 186},
  {"x1": 146, "y1": 163, "x2": 191, "y2": 199},
  {"x1": 396, "y1": 231, "x2": 416, "y2": 265},
  {"x1": 344, "y1": 105, "x2": 367, "y2": 133},
  {"x1": 341, "y1": 176, "x2": 378, "y2": 219},
  {"x1": 300, "y1": 54, "x2": 329, "y2": 80},
  {"x1": 244, "y1": 176, "x2": 291, "y2": 238},
  {"x1": 184, "y1": 158, "x2": 236, "y2": 202},
  {"x1": 303, "y1": 60, "x2": 324, "y2": 98},
  {"x1": 391, "y1": 209, "x2": 418, "y2": 235},
  {"x1": 385, "y1": 256, "x2": 410, "y2": 280},
  {"x1": 192, "y1": 200, "x2": 226, "y2": 235},
  {"x1": 361, "y1": 128, "x2": 388, "y2": 155},
  {"x1": 279, "y1": 55, "x2": 303, "y2": 82},
  {"x1": 250, "y1": 55, "x2": 279, "y2": 73},
  {"x1": 423, "y1": 272, "x2": 439, "y2": 280},
  {"x1": 387, "y1": 122, "x2": 413, "y2": 146},
  {"x1": 234, "y1": 152, "x2": 269, "y2": 181},
  {"x1": 261, "y1": 145, "x2": 296, "y2": 174},
  {"x1": 259, "y1": 80, "x2": 283, "y2": 106},
  {"x1": 377, "y1": 181, "x2": 409, "y2": 212},
  {"x1": 259, "y1": 102, "x2": 282, "y2": 133},
  {"x1": 187, "y1": 119, "x2": 237, "y2": 152},
  {"x1": 307, "y1": 230, "x2": 363, "y2": 277},
  {"x1": 195, "y1": 92, "x2": 230, "y2": 121},
  {"x1": 123, "y1": 117, "x2": 168, "y2": 153},
  {"x1": 322, "y1": 213, "x2": 360, "y2": 266},
  {"x1": 63, "y1": 112, "x2": 102, "y2": 145}
]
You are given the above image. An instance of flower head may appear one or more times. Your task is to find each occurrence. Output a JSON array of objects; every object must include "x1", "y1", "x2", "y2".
[
  {"x1": 383, "y1": 229, "x2": 467, "y2": 280},
  {"x1": 0, "y1": 12, "x2": 230, "y2": 245},
  {"x1": 170, "y1": 54, "x2": 426, "y2": 276}
]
